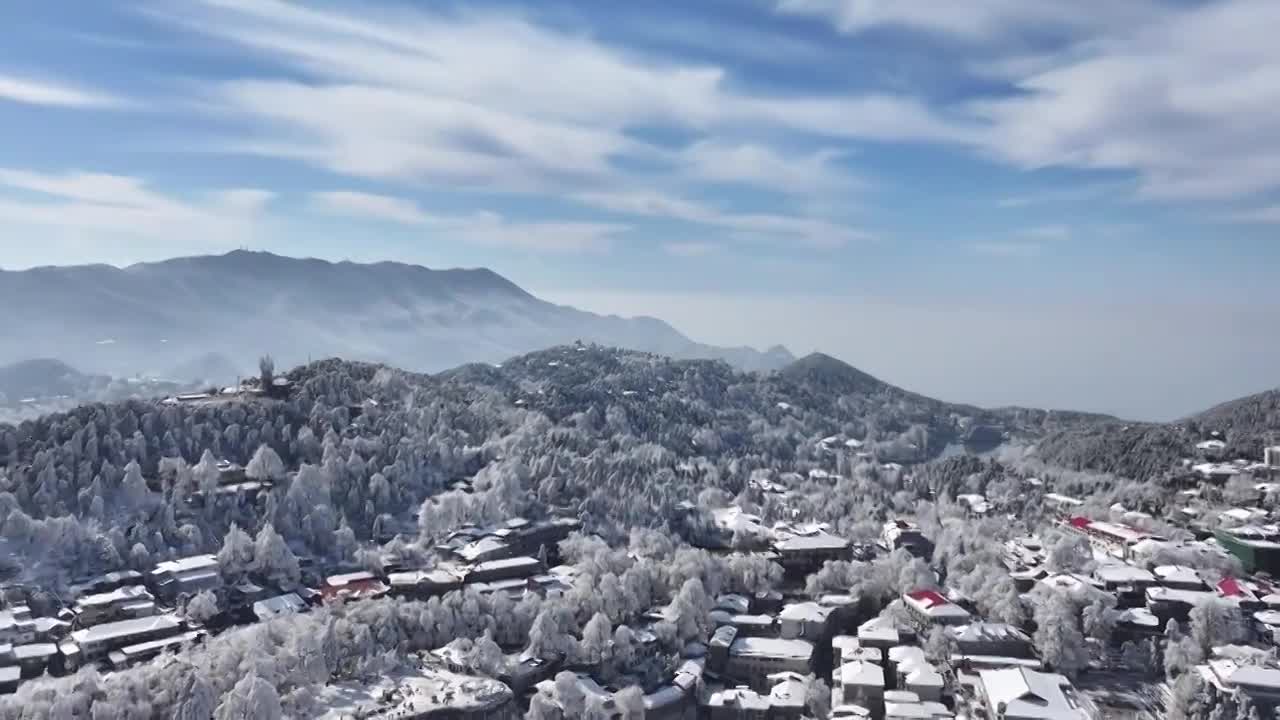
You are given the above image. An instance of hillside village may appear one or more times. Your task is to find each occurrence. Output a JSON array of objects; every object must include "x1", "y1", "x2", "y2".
[{"x1": 0, "y1": 347, "x2": 1277, "y2": 719}]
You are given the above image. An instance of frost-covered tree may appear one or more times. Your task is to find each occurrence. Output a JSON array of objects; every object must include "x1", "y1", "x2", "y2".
[
  {"x1": 527, "y1": 608, "x2": 568, "y2": 661},
  {"x1": 806, "y1": 676, "x2": 832, "y2": 720},
  {"x1": 526, "y1": 692, "x2": 563, "y2": 720},
  {"x1": 245, "y1": 444, "x2": 284, "y2": 482},
  {"x1": 615, "y1": 686, "x2": 645, "y2": 720},
  {"x1": 214, "y1": 672, "x2": 282, "y2": 720},
  {"x1": 578, "y1": 612, "x2": 613, "y2": 666},
  {"x1": 671, "y1": 577, "x2": 712, "y2": 642},
  {"x1": 216, "y1": 524, "x2": 254, "y2": 581},
  {"x1": 552, "y1": 672, "x2": 586, "y2": 718},
  {"x1": 1189, "y1": 598, "x2": 1242, "y2": 656},
  {"x1": 185, "y1": 590, "x2": 221, "y2": 624},
  {"x1": 1046, "y1": 532, "x2": 1092, "y2": 574},
  {"x1": 251, "y1": 523, "x2": 299, "y2": 585},
  {"x1": 1081, "y1": 594, "x2": 1117, "y2": 644},
  {"x1": 1033, "y1": 592, "x2": 1089, "y2": 678}
]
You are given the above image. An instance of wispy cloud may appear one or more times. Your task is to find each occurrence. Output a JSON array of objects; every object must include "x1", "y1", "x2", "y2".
[
  {"x1": 780, "y1": 0, "x2": 1280, "y2": 205},
  {"x1": 664, "y1": 241, "x2": 720, "y2": 257},
  {"x1": 677, "y1": 141, "x2": 865, "y2": 194},
  {"x1": 775, "y1": 0, "x2": 1157, "y2": 41},
  {"x1": 573, "y1": 189, "x2": 870, "y2": 248},
  {"x1": 312, "y1": 190, "x2": 429, "y2": 225},
  {"x1": 971, "y1": 241, "x2": 1042, "y2": 258},
  {"x1": 969, "y1": 0, "x2": 1280, "y2": 201},
  {"x1": 311, "y1": 189, "x2": 624, "y2": 252},
  {"x1": 1019, "y1": 225, "x2": 1071, "y2": 242},
  {"x1": 0, "y1": 167, "x2": 270, "y2": 264},
  {"x1": 0, "y1": 72, "x2": 126, "y2": 108},
  {"x1": 1224, "y1": 205, "x2": 1280, "y2": 225},
  {"x1": 148, "y1": 0, "x2": 941, "y2": 221}
]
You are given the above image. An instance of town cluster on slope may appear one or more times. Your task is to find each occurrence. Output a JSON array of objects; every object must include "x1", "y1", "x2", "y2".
[{"x1": 4, "y1": 349, "x2": 1280, "y2": 720}]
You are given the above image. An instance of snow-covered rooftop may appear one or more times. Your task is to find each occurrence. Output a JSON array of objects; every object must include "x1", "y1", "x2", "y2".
[
  {"x1": 313, "y1": 666, "x2": 512, "y2": 719},
  {"x1": 729, "y1": 637, "x2": 814, "y2": 661},
  {"x1": 978, "y1": 667, "x2": 1086, "y2": 720}
]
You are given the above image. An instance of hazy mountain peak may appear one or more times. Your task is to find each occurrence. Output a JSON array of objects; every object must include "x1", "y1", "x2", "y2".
[
  {"x1": 0, "y1": 251, "x2": 792, "y2": 377},
  {"x1": 781, "y1": 352, "x2": 888, "y2": 391}
]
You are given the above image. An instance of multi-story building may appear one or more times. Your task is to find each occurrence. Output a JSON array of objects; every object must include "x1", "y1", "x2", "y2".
[
  {"x1": 726, "y1": 638, "x2": 815, "y2": 692},
  {"x1": 839, "y1": 661, "x2": 885, "y2": 716},
  {"x1": 947, "y1": 623, "x2": 1033, "y2": 660},
  {"x1": 65, "y1": 614, "x2": 185, "y2": 665},
  {"x1": 149, "y1": 554, "x2": 222, "y2": 601},
  {"x1": 74, "y1": 585, "x2": 156, "y2": 626},
  {"x1": 1198, "y1": 659, "x2": 1280, "y2": 707},
  {"x1": 901, "y1": 590, "x2": 971, "y2": 630},
  {"x1": 772, "y1": 531, "x2": 851, "y2": 574},
  {"x1": 107, "y1": 630, "x2": 204, "y2": 670},
  {"x1": 779, "y1": 602, "x2": 836, "y2": 641},
  {"x1": 465, "y1": 556, "x2": 543, "y2": 584},
  {"x1": 1265, "y1": 446, "x2": 1280, "y2": 470},
  {"x1": 881, "y1": 520, "x2": 932, "y2": 558},
  {"x1": 1215, "y1": 526, "x2": 1280, "y2": 575},
  {"x1": 0, "y1": 607, "x2": 35, "y2": 646}
]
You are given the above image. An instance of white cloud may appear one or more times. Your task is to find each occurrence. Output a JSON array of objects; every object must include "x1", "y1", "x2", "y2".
[
  {"x1": 428, "y1": 213, "x2": 625, "y2": 253},
  {"x1": 970, "y1": 0, "x2": 1280, "y2": 201},
  {"x1": 677, "y1": 141, "x2": 864, "y2": 194},
  {"x1": 0, "y1": 73, "x2": 126, "y2": 108},
  {"x1": 0, "y1": 168, "x2": 271, "y2": 265},
  {"x1": 151, "y1": 0, "x2": 946, "y2": 205},
  {"x1": 573, "y1": 189, "x2": 869, "y2": 248},
  {"x1": 311, "y1": 189, "x2": 623, "y2": 252},
  {"x1": 778, "y1": 0, "x2": 1280, "y2": 204},
  {"x1": 312, "y1": 190, "x2": 430, "y2": 225},
  {"x1": 775, "y1": 0, "x2": 1156, "y2": 41}
]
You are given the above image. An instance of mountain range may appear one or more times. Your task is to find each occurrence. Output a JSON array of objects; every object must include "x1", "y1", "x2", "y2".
[{"x1": 0, "y1": 251, "x2": 793, "y2": 380}]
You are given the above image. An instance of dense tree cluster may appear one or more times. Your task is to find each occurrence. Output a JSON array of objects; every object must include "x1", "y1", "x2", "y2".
[{"x1": 0, "y1": 345, "x2": 1255, "y2": 717}]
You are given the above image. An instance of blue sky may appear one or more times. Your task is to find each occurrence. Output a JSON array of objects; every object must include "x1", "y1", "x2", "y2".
[{"x1": 1, "y1": 0, "x2": 1278, "y2": 418}]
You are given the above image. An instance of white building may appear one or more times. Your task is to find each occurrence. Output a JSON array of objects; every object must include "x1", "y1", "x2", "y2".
[
  {"x1": 150, "y1": 554, "x2": 222, "y2": 600},
  {"x1": 1198, "y1": 659, "x2": 1280, "y2": 705},
  {"x1": 68, "y1": 614, "x2": 184, "y2": 662},
  {"x1": 947, "y1": 623, "x2": 1033, "y2": 659},
  {"x1": 839, "y1": 660, "x2": 885, "y2": 714},
  {"x1": 727, "y1": 637, "x2": 815, "y2": 692},
  {"x1": 902, "y1": 590, "x2": 971, "y2": 628},
  {"x1": 252, "y1": 593, "x2": 307, "y2": 622},
  {"x1": 74, "y1": 585, "x2": 156, "y2": 626},
  {"x1": 976, "y1": 668, "x2": 1089, "y2": 720},
  {"x1": 1152, "y1": 565, "x2": 1206, "y2": 591},
  {"x1": 779, "y1": 602, "x2": 836, "y2": 640},
  {"x1": 0, "y1": 607, "x2": 35, "y2": 646},
  {"x1": 1197, "y1": 439, "x2": 1228, "y2": 459},
  {"x1": 1265, "y1": 446, "x2": 1280, "y2": 470}
]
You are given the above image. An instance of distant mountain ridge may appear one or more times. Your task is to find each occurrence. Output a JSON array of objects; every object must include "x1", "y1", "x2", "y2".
[
  {"x1": 0, "y1": 251, "x2": 794, "y2": 376},
  {"x1": 0, "y1": 359, "x2": 99, "y2": 402},
  {"x1": 1029, "y1": 384, "x2": 1280, "y2": 479}
]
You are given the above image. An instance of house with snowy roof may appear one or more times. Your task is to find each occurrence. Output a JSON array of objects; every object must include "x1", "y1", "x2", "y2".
[
  {"x1": 1198, "y1": 659, "x2": 1280, "y2": 705},
  {"x1": 975, "y1": 667, "x2": 1089, "y2": 720}
]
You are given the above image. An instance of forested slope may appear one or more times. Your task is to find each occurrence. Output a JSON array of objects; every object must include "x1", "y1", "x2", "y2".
[{"x1": 1029, "y1": 386, "x2": 1280, "y2": 480}]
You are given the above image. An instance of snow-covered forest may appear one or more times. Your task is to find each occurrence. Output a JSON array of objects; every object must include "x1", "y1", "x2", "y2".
[{"x1": 0, "y1": 345, "x2": 1273, "y2": 719}]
